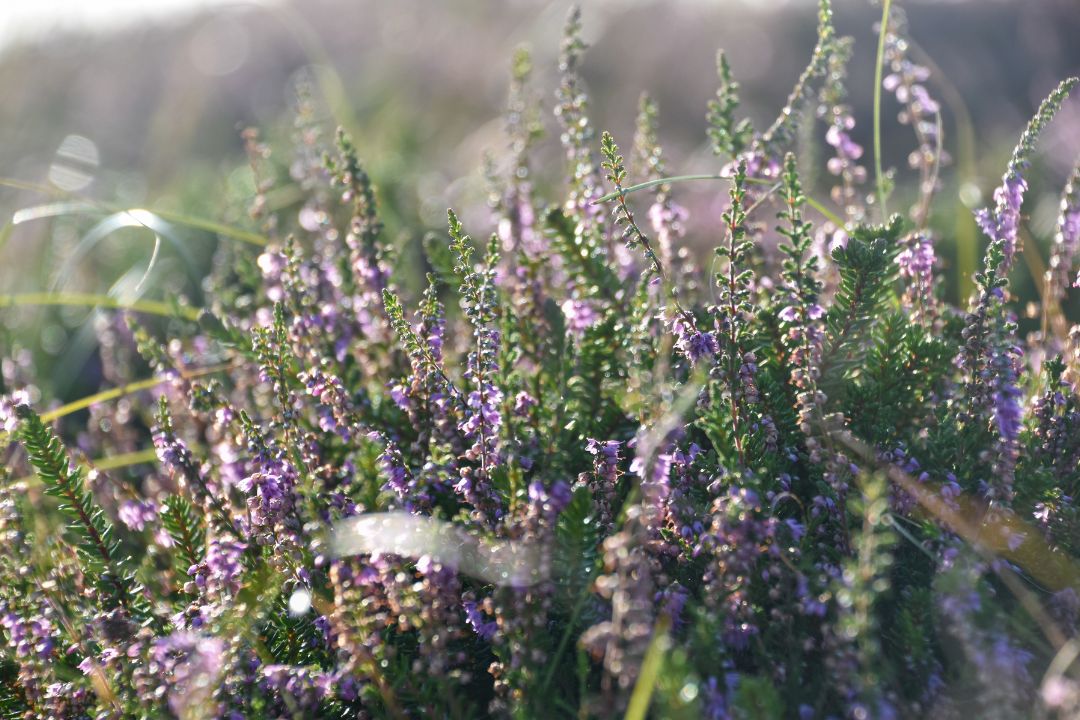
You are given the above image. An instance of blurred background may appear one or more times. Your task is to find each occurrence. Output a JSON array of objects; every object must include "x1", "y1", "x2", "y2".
[{"x1": 1, "y1": 0, "x2": 1079, "y2": 402}]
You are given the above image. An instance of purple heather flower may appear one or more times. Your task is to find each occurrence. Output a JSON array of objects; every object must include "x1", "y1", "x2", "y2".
[
  {"x1": 585, "y1": 438, "x2": 621, "y2": 529},
  {"x1": 648, "y1": 199, "x2": 689, "y2": 264},
  {"x1": 153, "y1": 425, "x2": 193, "y2": 472},
  {"x1": 388, "y1": 383, "x2": 410, "y2": 412},
  {"x1": 825, "y1": 120, "x2": 863, "y2": 162},
  {"x1": 586, "y1": 439, "x2": 621, "y2": 465},
  {"x1": 669, "y1": 312, "x2": 718, "y2": 366},
  {"x1": 897, "y1": 232, "x2": 937, "y2": 316},
  {"x1": 151, "y1": 632, "x2": 225, "y2": 718},
  {"x1": 976, "y1": 173, "x2": 1028, "y2": 273},
  {"x1": 460, "y1": 384, "x2": 504, "y2": 465},
  {"x1": 993, "y1": 380, "x2": 1023, "y2": 443},
  {"x1": 1050, "y1": 162, "x2": 1080, "y2": 299},
  {"x1": 702, "y1": 674, "x2": 740, "y2": 720},
  {"x1": 371, "y1": 434, "x2": 428, "y2": 509},
  {"x1": 561, "y1": 298, "x2": 598, "y2": 334},
  {"x1": 191, "y1": 537, "x2": 247, "y2": 597},
  {"x1": 1, "y1": 609, "x2": 56, "y2": 660},
  {"x1": 0, "y1": 390, "x2": 30, "y2": 434},
  {"x1": 118, "y1": 499, "x2": 158, "y2": 532},
  {"x1": 528, "y1": 480, "x2": 572, "y2": 521},
  {"x1": 300, "y1": 367, "x2": 354, "y2": 439},
  {"x1": 237, "y1": 449, "x2": 298, "y2": 535},
  {"x1": 657, "y1": 583, "x2": 689, "y2": 629},
  {"x1": 512, "y1": 391, "x2": 536, "y2": 416},
  {"x1": 778, "y1": 306, "x2": 800, "y2": 324},
  {"x1": 463, "y1": 600, "x2": 497, "y2": 641},
  {"x1": 260, "y1": 664, "x2": 331, "y2": 710}
]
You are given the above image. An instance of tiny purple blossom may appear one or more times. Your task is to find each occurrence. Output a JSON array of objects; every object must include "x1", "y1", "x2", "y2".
[
  {"x1": 0, "y1": 390, "x2": 30, "y2": 433},
  {"x1": 118, "y1": 499, "x2": 158, "y2": 532}
]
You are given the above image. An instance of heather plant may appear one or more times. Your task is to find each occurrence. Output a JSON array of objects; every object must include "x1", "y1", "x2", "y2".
[{"x1": 3, "y1": 2, "x2": 1080, "y2": 718}]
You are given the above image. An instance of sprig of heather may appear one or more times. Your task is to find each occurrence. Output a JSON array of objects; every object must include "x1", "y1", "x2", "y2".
[
  {"x1": 883, "y1": 7, "x2": 947, "y2": 230},
  {"x1": 711, "y1": 161, "x2": 763, "y2": 464},
  {"x1": 755, "y1": 0, "x2": 837, "y2": 161},
  {"x1": 584, "y1": 438, "x2": 622, "y2": 531},
  {"x1": 299, "y1": 365, "x2": 358, "y2": 441},
  {"x1": 495, "y1": 47, "x2": 544, "y2": 262},
  {"x1": 1029, "y1": 358, "x2": 1080, "y2": 488},
  {"x1": 974, "y1": 78, "x2": 1077, "y2": 283},
  {"x1": 818, "y1": 36, "x2": 868, "y2": 224},
  {"x1": 448, "y1": 210, "x2": 505, "y2": 521},
  {"x1": 896, "y1": 230, "x2": 938, "y2": 321},
  {"x1": 14, "y1": 404, "x2": 146, "y2": 619},
  {"x1": 555, "y1": 6, "x2": 607, "y2": 242},
  {"x1": 959, "y1": 78, "x2": 1077, "y2": 497},
  {"x1": 160, "y1": 494, "x2": 206, "y2": 579},
  {"x1": 877, "y1": 12, "x2": 944, "y2": 321},
  {"x1": 234, "y1": 409, "x2": 302, "y2": 549},
  {"x1": 600, "y1": 133, "x2": 664, "y2": 288},
  {"x1": 252, "y1": 303, "x2": 298, "y2": 429},
  {"x1": 601, "y1": 131, "x2": 715, "y2": 367},
  {"x1": 1047, "y1": 158, "x2": 1080, "y2": 308},
  {"x1": 579, "y1": 514, "x2": 656, "y2": 715},
  {"x1": 707, "y1": 51, "x2": 753, "y2": 161},
  {"x1": 777, "y1": 154, "x2": 827, "y2": 450},
  {"x1": 827, "y1": 474, "x2": 896, "y2": 715},
  {"x1": 155, "y1": 396, "x2": 239, "y2": 540},
  {"x1": 382, "y1": 284, "x2": 461, "y2": 408},
  {"x1": 242, "y1": 126, "x2": 277, "y2": 237},
  {"x1": 0, "y1": 481, "x2": 76, "y2": 717},
  {"x1": 327, "y1": 129, "x2": 388, "y2": 297}
]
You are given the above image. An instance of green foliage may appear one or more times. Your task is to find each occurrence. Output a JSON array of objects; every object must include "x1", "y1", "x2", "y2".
[
  {"x1": 845, "y1": 311, "x2": 952, "y2": 444},
  {"x1": 777, "y1": 155, "x2": 820, "y2": 308},
  {"x1": 554, "y1": 485, "x2": 601, "y2": 601},
  {"x1": 557, "y1": 311, "x2": 626, "y2": 462},
  {"x1": 707, "y1": 51, "x2": 753, "y2": 160},
  {"x1": 14, "y1": 405, "x2": 145, "y2": 618},
  {"x1": 543, "y1": 206, "x2": 618, "y2": 298},
  {"x1": 0, "y1": 661, "x2": 27, "y2": 720},
  {"x1": 160, "y1": 495, "x2": 205, "y2": 576},
  {"x1": 733, "y1": 676, "x2": 785, "y2": 720},
  {"x1": 821, "y1": 217, "x2": 902, "y2": 393}
]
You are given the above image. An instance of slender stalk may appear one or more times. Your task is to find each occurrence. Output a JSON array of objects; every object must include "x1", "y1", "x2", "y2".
[
  {"x1": 873, "y1": 0, "x2": 893, "y2": 218},
  {"x1": 623, "y1": 615, "x2": 671, "y2": 720},
  {"x1": 0, "y1": 292, "x2": 200, "y2": 320},
  {"x1": 5, "y1": 448, "x2": 158, "y2": 489},
  {"x1": 0, "y1": 364, "x2": 233, "y2": 448}
]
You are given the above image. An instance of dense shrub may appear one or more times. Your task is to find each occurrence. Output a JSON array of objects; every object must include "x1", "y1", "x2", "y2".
[{"x1": 2, "y1": 2, "x2": 1080, "y2": 718}]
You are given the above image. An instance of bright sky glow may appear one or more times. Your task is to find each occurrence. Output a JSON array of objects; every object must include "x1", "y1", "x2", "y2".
[{"x1": 0, "y1": 0, "x2": 251, "y2": 49}]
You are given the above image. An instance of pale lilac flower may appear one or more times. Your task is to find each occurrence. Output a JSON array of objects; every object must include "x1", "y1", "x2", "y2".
[
  {"x1": 669, "y1": 312, "x2": 717, "y2": 366},
  {"x1": 561, "y1": 298, "x2": 598, "y2": 334},
  {"x1": 1049, "y1": 162, "x2": 1080, "y2": 299},
  {"x1": 118, "y1": 499, "x2": 158, "y2": 532},
  {"x1": 896, "y1": 232, "x2": 937, "y2": 316},
  {"x1": 151, "y1": 632, "x2": 225, "y2": 718},
  {"x1": 0, "y1": 390, "x2": 30, "y2": 434}
]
